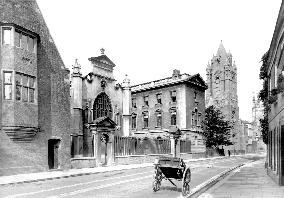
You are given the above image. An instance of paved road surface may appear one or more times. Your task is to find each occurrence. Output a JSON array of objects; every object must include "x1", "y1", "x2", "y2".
[{"x1": 0, "y1": 155, "x2": 263, "y2": 198}]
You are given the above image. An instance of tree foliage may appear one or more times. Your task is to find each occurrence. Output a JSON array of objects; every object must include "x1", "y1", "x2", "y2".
[
  {"x1": 258, "y1": 51, "x2": 269, "y2": 144},
  {"x1": 201, "y1": 105, "x2": 233, "y2": 148}
]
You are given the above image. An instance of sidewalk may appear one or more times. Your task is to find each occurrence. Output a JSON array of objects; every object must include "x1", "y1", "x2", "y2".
[
  {"x1": 0, "y1": 156, "x2": 226, "y2": 186},
  {"x1": 198, "y1": 159, "x2": 284, "y2": 198}
]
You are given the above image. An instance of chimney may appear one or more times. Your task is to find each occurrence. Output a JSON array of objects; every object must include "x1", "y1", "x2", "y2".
[{"x1": 172, "y1": 69, "x2": 180, "y2": 78}]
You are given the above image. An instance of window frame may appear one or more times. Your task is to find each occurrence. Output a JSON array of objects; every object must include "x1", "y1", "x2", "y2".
[
  {"x1": 156, "y1": 110, "x2": 162, "y2": 128},
  {"x1": 143, "y1": 95, "x2": 149, "y2": 106},
  {"x1": 3, "y1": 70, "x2": 13, "y2": 100},
  {"x1": 132, "y1": 98, "x2": 137, "y2": 108},
  {"x1": 131, "y1": 113, "x2": 137, "y2": 130},
  {"x1": 142, "y1": 111, "x2": 149, "y2": 128},
  {"x1": 2, "y1": 26, "x2": 12, "y2": 45},
  {"x1": 156, "y1": 93, "x2": 162, "y2": 104},
  {"x1": 15, "y1": 72, "x2": 36, "y2": 103},
  {"x1": 171, "y1": 90, "x2": 177, "y2": 102}
]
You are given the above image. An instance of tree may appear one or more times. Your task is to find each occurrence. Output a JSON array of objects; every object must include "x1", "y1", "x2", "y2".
[
  {"x1": 201, "y1": 105, "x2": 233, "y2": 148},
  {"x1": 258, "y1": 51, "x2": 269, "y2": 144}
]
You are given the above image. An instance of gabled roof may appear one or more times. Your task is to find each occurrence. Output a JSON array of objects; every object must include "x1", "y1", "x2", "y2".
[
  {"x1": 88, "y1": 54, "x2": 116, "y2": 67},
  {"x1": 188, "y1": 73, "x2": 207, "y2": 88},
  {"x1": 93, "y1": 116, "x2": 117, "y2": 128}
]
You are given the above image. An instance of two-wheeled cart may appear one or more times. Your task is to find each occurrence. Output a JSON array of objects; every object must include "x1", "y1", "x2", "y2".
[{"x1": 152, "y1": 156, "x2": 191, "y2": 196}]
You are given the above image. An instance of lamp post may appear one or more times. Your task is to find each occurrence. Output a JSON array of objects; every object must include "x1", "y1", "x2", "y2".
[{"x1": 168, "y1": 127, "x2": 182, "y2": 157}]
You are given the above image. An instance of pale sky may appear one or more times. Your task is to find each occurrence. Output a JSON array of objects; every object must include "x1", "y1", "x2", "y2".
[{"x1": 36, "y1": 0, "x2": 281, "y2": 122}]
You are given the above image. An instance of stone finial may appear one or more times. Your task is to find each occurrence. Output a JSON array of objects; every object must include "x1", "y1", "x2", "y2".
[
  {"x1": 100, "y1": 48, "x2": 105, "y2": 55},
  {"x1": 122, "y1": 74, "x2": 130, "y2": 88},
  {"x1": 72, "y1": 59, "x2": 82, "y2": 76}
]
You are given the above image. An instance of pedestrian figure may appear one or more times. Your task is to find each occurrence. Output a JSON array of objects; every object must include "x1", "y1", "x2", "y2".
[{"x1": 228, "y1": 150, "x2": 231, "y2": 157}]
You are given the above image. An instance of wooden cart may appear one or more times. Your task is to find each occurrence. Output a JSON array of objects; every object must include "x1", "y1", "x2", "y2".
[{"x1": 153, "y1": 156, "x2": 191, "y2": 196}]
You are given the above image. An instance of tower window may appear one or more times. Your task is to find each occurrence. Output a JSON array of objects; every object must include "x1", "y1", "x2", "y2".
[
  {"x1": 2, "y1": 27, "x2": 11, "y2": 45},
  {"x1": 3, "y1": 71, "x2": 13, "y2": 100}
]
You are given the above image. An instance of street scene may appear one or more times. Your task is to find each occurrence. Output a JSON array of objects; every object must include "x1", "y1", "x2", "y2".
[
  {"x1": 1, "y1": 0, "x2": 284, "y2": 198},
  {"x1": 0, "y1": 155, "x2": 263, "y2": 198}
]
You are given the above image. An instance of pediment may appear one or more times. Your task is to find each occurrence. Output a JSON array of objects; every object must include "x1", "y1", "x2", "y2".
[
  {"x1": 88, "y1": 55, "x2": 116, "y2": 67},
  {"x1": 93, "y1": 116, "x2": 117, "y2": 128},
  {"x1": 189, "y1": 74, "x2": 207, "y2": 88}
]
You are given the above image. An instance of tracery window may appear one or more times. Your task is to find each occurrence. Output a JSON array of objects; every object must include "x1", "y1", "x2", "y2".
[{"x1": 93, "y1": 92, "x2": 112, "y2": 120}]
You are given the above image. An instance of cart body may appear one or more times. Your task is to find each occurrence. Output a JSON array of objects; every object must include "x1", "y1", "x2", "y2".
[{"x1": 153, "y1": 156, "x2": 191, "y2": 196}]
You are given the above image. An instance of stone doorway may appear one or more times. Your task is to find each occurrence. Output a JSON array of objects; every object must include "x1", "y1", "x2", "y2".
[
  {"x1": 48, "y1": 139, "x2": 61, "y2": 169},
  {"x1": 89, "y1": 116, "x2": 116, "y2": 166},
  {"x1": 101, "y1": 133, "x2": 109, "y2": 165}
]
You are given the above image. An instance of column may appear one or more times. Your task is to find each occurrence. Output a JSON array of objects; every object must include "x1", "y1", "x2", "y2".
[{"x1": 122, "y1": 75, "x2": 131, "y2": 136}]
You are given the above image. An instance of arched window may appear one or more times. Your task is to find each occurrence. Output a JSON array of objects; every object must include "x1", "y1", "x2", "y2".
[{"x1": 93, "y1": 92, "x2": 112, "y2": 120}]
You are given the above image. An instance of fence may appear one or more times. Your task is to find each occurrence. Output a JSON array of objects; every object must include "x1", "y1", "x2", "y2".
[
  {"x1": 180, "y1": 140, "x2": 191, "y2": 153},
  {"x1": 114, "y1": 136, "x2": 171, "y2": 156}
]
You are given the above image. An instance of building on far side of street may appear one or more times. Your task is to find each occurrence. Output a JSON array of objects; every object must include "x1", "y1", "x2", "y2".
[
  {"x1": 130, "y1": 69, "x2": 207, "y2": 152},
  {"x1": 0, "y1": 0, "x2": 71, "y2": 176},
  {"x1": 266, "y1": 0, "x2": 284, "y2": 186}
]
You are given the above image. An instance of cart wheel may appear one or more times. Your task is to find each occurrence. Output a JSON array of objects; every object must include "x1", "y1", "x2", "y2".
[
  {"x1": 152, "y1": 180, "x2": 161, "y2": 192},
  {"x1": 182, "y1": 168, "x2": 191, "y2": 196}
]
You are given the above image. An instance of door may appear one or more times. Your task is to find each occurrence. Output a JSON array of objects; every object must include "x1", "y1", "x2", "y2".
[
  {"x1": 101, "y1": 134, "x2": 109, "y2": 165},
  {"x1": 48, "y1": 139, "x2": 60, "y2": 169}
]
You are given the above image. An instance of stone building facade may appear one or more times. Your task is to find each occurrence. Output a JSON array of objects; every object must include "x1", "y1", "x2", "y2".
[
  {"x1": 266, "y1": 0, "x2": 284, "y2": 186},
  {"x1": 205, "y1": 42, "x2": 242, "y2": 153},
  {"x1": 70, "y1": 50, "x2": 208, "y2": 166},
  {"x1": 130, "y1": 70, "x2": 207, "y2": 152},
  {"x1": 0, "y1": 0, "x2": 71, "y2": 176}
]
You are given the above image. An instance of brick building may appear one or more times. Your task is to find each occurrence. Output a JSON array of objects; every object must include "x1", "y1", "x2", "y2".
[
  {"x1": 266, "y1": 0, "x2": 284, "y2": 186},
  {"x1": 205, "y1": 42, "x2": 243, "y2": 153},
  {"x1": 0, "y1": 0, "x2": 71, "y2": 175},
  {"x1": 130, "y1": 69, "x2": 207, "y2": 152}
]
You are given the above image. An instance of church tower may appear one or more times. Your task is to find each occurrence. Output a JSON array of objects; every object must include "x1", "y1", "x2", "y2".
[{"x1": 206, "y1": 41, "x2": 239, "y2": 142}]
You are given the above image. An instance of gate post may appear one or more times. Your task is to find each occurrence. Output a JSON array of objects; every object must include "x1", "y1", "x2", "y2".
[
  {"x1": 107, "y1": 131, "x2": 115, "y2": 166},
  {"x1": 91, "y1": 130, "x2": 102, "y2": 167}
]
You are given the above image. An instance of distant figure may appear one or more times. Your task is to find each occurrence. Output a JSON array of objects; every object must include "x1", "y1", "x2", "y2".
[{"x1": 228, "y1": 150, "x2": 231, "y2": 157}]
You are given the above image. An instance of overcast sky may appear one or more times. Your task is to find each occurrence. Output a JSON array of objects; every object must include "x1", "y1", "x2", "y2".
[{"x1": 36, "y1": 0, "x2": 281, "y2": 122}]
